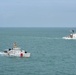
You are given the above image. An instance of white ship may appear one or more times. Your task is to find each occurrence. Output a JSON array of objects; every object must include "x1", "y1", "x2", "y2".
[
  {"x1": 0, "y1": 42, "x2": 30, "y2": 57},
  {"x1": 63, "y1": 30, "x2": 76, "y2": 39}
]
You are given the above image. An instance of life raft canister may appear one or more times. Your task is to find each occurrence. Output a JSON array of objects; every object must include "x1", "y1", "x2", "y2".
[{"x1": 20, "y1": 53, "x2": 23, "y2": 57}]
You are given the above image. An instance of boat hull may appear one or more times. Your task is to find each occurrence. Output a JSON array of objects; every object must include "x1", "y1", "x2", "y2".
[
  {"x1": 62, "y1": 37, "x2": 76, "y2": 40},
  {"x1": 0, "y1": 52, "x2": 31, "y2": 57},
  {"x1": 63, "y1": 33, "x2": 76, "y2": 40}
]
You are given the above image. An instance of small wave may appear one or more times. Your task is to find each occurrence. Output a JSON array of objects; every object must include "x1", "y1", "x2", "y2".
[{"x1": 56, "y1": 71, "x2": 76, "y2": 75}]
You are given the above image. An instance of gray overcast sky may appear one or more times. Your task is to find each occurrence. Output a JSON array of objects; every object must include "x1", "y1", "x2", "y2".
[{"x1": 0, "y1": 0, "x2": 76, "y2": 27}]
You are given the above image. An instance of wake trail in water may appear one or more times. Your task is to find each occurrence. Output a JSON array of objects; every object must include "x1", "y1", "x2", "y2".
[
  {"x1": 28, "y1": 36, "x2": 63, "y2": 40},
  {"x1": 0, "y1": 52, "x2": 6, "y2": 56}
]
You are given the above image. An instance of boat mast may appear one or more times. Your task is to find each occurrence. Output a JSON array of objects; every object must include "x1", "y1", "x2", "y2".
[{"x1": 13, "y1": 42, "x2": 17, "y2": 48}]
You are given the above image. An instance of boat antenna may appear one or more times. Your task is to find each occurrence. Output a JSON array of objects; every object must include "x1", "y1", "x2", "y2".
[{"x1": 72, "y1": 30, "x2": 74, "y2": 33}]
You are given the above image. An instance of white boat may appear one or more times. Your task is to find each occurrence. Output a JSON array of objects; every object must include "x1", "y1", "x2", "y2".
[
  {"x1": 0, "y1": 42, "x2": 31, "y2": 57},
  {"x1": 62, "y1": 30, "x2": 76, "y2": 39}
]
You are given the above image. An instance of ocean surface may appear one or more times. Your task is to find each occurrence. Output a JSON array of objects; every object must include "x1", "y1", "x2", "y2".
[{"x1": 0, "y1": 27, "x2": 76, "y2": 75}]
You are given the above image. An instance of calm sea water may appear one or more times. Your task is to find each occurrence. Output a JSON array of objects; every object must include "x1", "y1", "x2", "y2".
[{"x1": 0, "y1": 27, "x2": 76, "y2": 75}]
